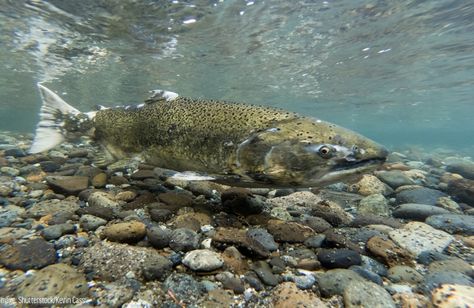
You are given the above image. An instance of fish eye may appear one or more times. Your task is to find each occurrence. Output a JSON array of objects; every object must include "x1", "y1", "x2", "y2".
[{"x1": 318, "y1": 145, "x2": 333, "y2": 158}]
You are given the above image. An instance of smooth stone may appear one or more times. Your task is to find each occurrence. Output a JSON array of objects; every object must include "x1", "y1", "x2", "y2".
[
  {"x1": 350, "y1": 214, "x2": 403, "y2": 228},
  {"x1": 357, "y1": 194, "x2": 390, "y2": 217},
  {"x1": 446, "y1": 161, "x2": 474, "y2": 180},
  {"x1": 130, "y1": 169, "x2": 155, "y2": 180},
  {"x1": 293, "y1": 271, "x2": 317, "y2": 289},
  {"x1": 304, "y1": 234, "x2": 326, "y2": 248},
  {"x1": 215, "y1": 272, "x2": 245, "y2": 294},
  {"x1": 426, "y1": 214, "x2": 474, "y2": 235},
  {"x1": 171, "y1": 212, "x2": 213, "y2": 231},
  {"x1": 158, "y1": 191, "x2": 193, "y2": 207},
  {"x1": 0, "y1": 227, "x2": 29, "y2": 244},
  {"x1": 80, "y1": 241, "x2": 172, "y2": 281},
  {"x1": 169, "y1": 228, "x2": 200, "y2": 252},
  {"x1": 431, "y1": 284, "x2": 474, "y2": 307},
  {"x1": 77, "y1": 205, "x2": 115, "y2": 221},
  {"x1": 222, "y1": 246, "x2": 249, "y2": 274},
  {"x1": 393, "y1": 203, "x2": 450, "y2": 221},
  {"x1": 310, "y1": 200, "x2": 353, "y2": 226},
  {"x1": 300, "y1": 216, "x2": 332, "y2": 233},
  {"x1": 183, "y1": 249, "x2": 224, "y2": 271},
  {"x1": 318, "y1": 249, "x2": 362, "y2": 269},
  {"x1": 41, "y1": 223, "x2": 75, "y2": 240},
  {"x1": 87, "y1": 191, "x2": 120, "y2": 209},
  {"x1": 389, "y1": 221, "x2": 454, "y2": 256},
  {"x1": 395, "y1": 187, "x2": 447, "y2": 205},
  {"x1": 45, "y1": 175, "x2": 89, "y2": 195},
  {"x1": 366, "y1": 236, "x2": 414, "y2": 267},
  {"x1": 147, "y1": 226, "x2": 172, "y2": 249},
  {"x1": 375, "y1": 170, "x2": 415, "y2": 188},
  {"x1": 316, "y1": 268, "x2": 365, "y2": 297},
  {"x1": 387, "y1": 265, "x2": 423, "y2": 284},
  {"x1": 428, "y1": 258, "x2": 474, "y2": 276},
  {"x1": 212, "y1": 227, "x2": 270, "y2": 258},
  {"x1": 149, "y1": 208, "x2": 173, "y2": 222},
  {"x1": 0, "y1": 238, "x2": 56, "y2": 270},
  {"x1": 343, "y1": 280, "x2": 395, "y2": 308},
  {"x1": 4, "y1": 148, "x2": 26, "y2": 157},
  {"x1": 39, "y1": 160, "x2": 62, "y2": 172},
  {"x1": 79, "y1": 214, "x2": 107, "y2": 231},
  {"x1": 0, "y1": 205, "x2": 23, "y2": 227},
  {"x1": 221, "y1": 187, "x2": 265, "y2": 215},
  {"x1": 351, "y1": 174, "x2": 389, "y2": 196},
  {"x1": 359, "y1": 255, "x2": 389, "y2": 277},
  {"x1": 103, "y1": 221, "x2": 146, "y2": 243},
  {"x1": 266, "y1": 219, "x2": 314, "y2": 243},
  {"x1": 447, "y1": 178, "x2": 474, "y2": 206},
  {"x1": 162, "y1": 273, "x2": 204, "y2": 305},
  {"x1": 201, "y1": 289, "x2": 235, "y2": 306},
  {"x1": 91, "y1": 172, "x2": 107, "y2": 188},
  {"x1": 246, "y1": 228, "x2": 278, "y2": 252},
  {"x1": 16, "y1": 263, "x2": 87, "y2": 298},
  {"x1": 252, "y1": 261, "x2": 279, "y2": 286},
  {"x1": 115, "y1": 190, "x2": 137, "y2": 202},
  {"x1": 25, "y1": 199, "x2": 79, "y2": 218},
  {"x1": 273, "y1": 282, "x2": 328, "y2": 307},
  {"x1": 416, "y1": 250, "x2": 450, "y2": 265},
  {"x1": 436, "y1": 196, "x2": 462, "y2": 213},
  {"x1": 420, "y1": 271, "x2": 474, "y2": 294},
  {"x1": 349, "y1": 265, "x2": 383, "y2": 285}
]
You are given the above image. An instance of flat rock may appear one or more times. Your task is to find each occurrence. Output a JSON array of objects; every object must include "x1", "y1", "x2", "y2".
[
  {"x1": 428, "y1": 258, "x2": 474, "y2": 276},
  {"x1": 395, "y1": 187, "x2": 447, "y2": 205},
  {"x1": 387, "y1": 265, "x2": 423, "y2": 284},
  {"x1": 446, "y1": 178, "x2": 474, "y2": 206},
  {"x1": 103, "y1": 221, "x2": 146, "y2": 243},
  {"x1": 431, "y1": 284, "x2": 474, "y2": 307},
  {"x1": 0, "y1": 227, "x2": 28, "y2": 244},
  {"x1": 446, "y1": 161, "x2": 474, "y2": 180},
  {"x1": 221, "y1": 187, "x2": 266, "y2": 215},
  {"x1": 251, "y1": 260, "x2": 279, "y2": 286},
  {"x1": 147, "y1": 226, "x2": 172, "y2": 249},
  {"x1": 310, "y1": 200, "x2": 353, "y2": 226},
  {"x1": 246, "y1": 228, "x2": 278, "y2": 252},
  {"x1": 0, "y1": 238, "x2": 56, "y2": 270},
  {"x1": 212, "y1": 227, "x2": 270, "y2": 258},
  {"x1": 25, "y1": 199, "x2": 79, "y2": 219},
  {"x1": 79, "y1": 214, "x2": 107, "y2": 231},
  {"x1": 393, "y1": 203, "x2": 450, "y2": 221},
  {"x1": 366, "y1": 236, "x2": 414, "y2": 267},
  {"x1": 375, "y1": 170, "x2": 415, "y2": 188},
  {"x1": 350, "y1": 214, "x2": 403, "y2": 228},
  {"x1": 273, "y1": 282, "x2": 328, "y2": 308},
  {"x1": 87, "y1": 191, "x2": 120, "y2": 210},
  {"x1": 318, "y1": 249, "x2": 361, "y2": 269},
  {"x1": 426, "y1": 214, "x2": 474, "y2": 235},
  {"x1": 420, "y1": 271, "x2": 474, "y2": 294},
  {"x1": 389, "y1": 222, "x2": 454, "y2": 256},
  {"x1": 352, "y1": 174, "x2": 389, "y2": 196},
  {"x1": 41, "y1": 223, "x2": 75, "y2": 240},
  {"x1": 266, "y1": 219, "x2": 314, "y2": 243},
  {"x1": 317, "y1": 268, "x2": 365, "y2": 297},
  {"x1": 169, "y1": 228, "x2": 200, "y2": 252},
  {"x1": 80, "y1": 241, "x2": 172, "y2": 281},
  {"x1": 162, "y1": 273, "x2": 203, "y2": 305},
  {"x1": 183, "y1": 249, "x2": 224, "y2": 271},
  {"x1": 158, "y1": 191, "x2": 193, "y2": 207},
  {"x1": 343, "y1": 280, "x2": 395, "y2": 308},
  {"x1": 45, "y1": 175, "x2": 89, "y2": 195},
  {"x1": 357, "y1": 194, "x2": 389, "y2": 216},
  {"x1": 16, "y1": 263, "x2": 88, "y2": 298}
]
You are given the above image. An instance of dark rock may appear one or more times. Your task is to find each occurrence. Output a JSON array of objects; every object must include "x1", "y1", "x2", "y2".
[
  {"x1": 169, "y1": 228, "x2": 200, "y2": 252},
  {"x1": 426, "y1": 214, "x2": 474, "y2": 235},
  {"x1": 130, "y1": 169, "x2": 155, "y2": 180},
  {"x1": 318, "y1": 249, "x2": 361, "y2": 269},
  {"x1": 375, "y1": 170, "x2": 415, "y2": 188},
  {"x1": 79, "y1": 214, "x2": 107, "y2": 231},
  {"x1": 216, "y1": 272, "x2": 245, "y2": 294},
  {"x1": 366, "y1": 236, "x2": 414, "y2": 267},
  {"x1": 162, "y1": 273, "x2": 204, "y2": 305},
  {"x1": 91, "y1": 172, "x2": 107, "y2": 188},
  {"x1": 310, "y1": 200, "x2": 353, "y2": 226},
  {"x1": 266, "y1": 219, "x2": 314, "y2": 243},
  {"x1": 109, "y1": 175, "x2": 129, "y2": 186},
  {"x1": 147, "y1": 226, "x2": 171, "y2": 249},
  {"x1": 212, "y1": 227, "x2": 270, "y2": 258},
  {"x1": 420, "y1": 271, "x2": 474, "y2": 294},
  {"x1": 246, "y1": 228, "x2": 278, "y2": 252},
  {"x1": 122, "y1": 192, "x2": 156, "y2": 210},
  {"x1": 316, "y1": 268, "x2": 365, "y2": 297},
  {"x1": 323, "y1": 229, "x2": 363, "y2": 253},
  {"x1": 417, "y1": 250, "x2": 450, "y2": 265},
  {"x1": 4, "y1": 148, "x2": 26, "y2": 157},
  {"x1": 359, "y1": 255, "x2": 388, "y2": 277},
  {"x1": 142, "y1": 255, "x2": 173, "y2": 281},
  {"x1": 77, "y1": 205, "x2": 115, "y2": 221},
  {"x1": 25, "y1": 199, "x2": 79, "y2": 219},
  {"x1": 149, "y1": 208, "x2": 173, "y2": 222},
  {"x1": 41, "y1": 223, "x2": 75, "y2": 240},
  {"x1": 343, "y1": 280, "x2": 396, "y2": 308},
  {"x1": 446, "y1": 161, "x2": 474, "y2": 180},
  {"x1": 221, "y1": 187, "x2": 265, "y2": 215},
  {"x1": 39, "y1": 161, "x2": 62, "y2": 172},
  {"x1": 48, "y1": 211, "x2": 75, "y2": 225},
  {"x1": 274, "y1": 188, "x2": 295, "y2": 197},
  {"x1": 45, "y1": 175, "x2": 89, "y2": 195},
  {"x1": 0, "y1": 238, "x2": 56, "y2": 270},
  {"x1": 103, "y1": 221, "x2": 147, "y2": 243},
  {"x1": 396, "y1": 187, "x2": 447, "y2": 205},
  {"x1": 387, "y1": 265, "x2": 423, "y2": 284},
  {"x1": 252, "y1": 261, "x2": 279, "y2": 286},
  {"x1": 447, "y1": 178, "x2": 474, "y2": 206},
  {"x1": 393, "y1": 203, "x2": 450, "y2": 221},
  {"x1": 68, "y1": 149, "x2": 89, "y2": 158},
  {"x1": 300, "y1": 216, "x2": 332, "y2": 233},
  {"x1": 349, "y1": 265, "x2": 383, "y2": 285},
  {"x1": 304, "y1": 234, "x2": 326, "y2": 248},
  {"x1": 244, "y1": 272, "x2": 264, "y2": 291},
  {"x1": 158, "y1": 191, "x2": 193, "y2": 207}
]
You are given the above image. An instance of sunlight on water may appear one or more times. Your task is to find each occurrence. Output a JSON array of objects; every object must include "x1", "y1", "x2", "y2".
[{"x1": 0, "y1": 0, "x2": 473, "y2": 154}]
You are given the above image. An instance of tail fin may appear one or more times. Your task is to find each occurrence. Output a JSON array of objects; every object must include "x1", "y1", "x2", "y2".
[{"x1": 29, "y1": 84, "x2": 81, "y2": 154}]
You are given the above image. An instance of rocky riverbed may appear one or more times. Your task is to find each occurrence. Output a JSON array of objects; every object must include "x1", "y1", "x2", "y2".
[{"x1": 0, "y1": 130, "x2": 473, "y2": 307}]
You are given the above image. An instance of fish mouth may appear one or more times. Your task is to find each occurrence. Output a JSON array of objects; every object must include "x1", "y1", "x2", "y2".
[
  {"x1": 331, "y1": 157, "x2": 387, "y2": 172},
  {"x1": 313, "y1": 157, "x2": 386, "y2": 185}
]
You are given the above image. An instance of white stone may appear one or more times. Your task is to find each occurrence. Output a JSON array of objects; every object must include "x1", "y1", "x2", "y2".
[{"x1": 182, "y1": 249, "x2": 224, "y2": 271}]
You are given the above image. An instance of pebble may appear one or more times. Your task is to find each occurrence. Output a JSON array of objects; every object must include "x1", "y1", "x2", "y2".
[
  {"x1": 252, "y1": 260, "x2": 279, "y2": 286},
  {"x1": 103, "y1": 221, "x2": 146, "y2": 243},
  {"x1": 149, "y1": 208, "x2": 173, "y2": 222},
  {"x1": 221, "y1": 187, "x2": 266, "y2": 215},
  {"x1": 272, "y1": 282, "x2": 328, "y2": 308},
  {"x1": 266, "y1": 219, "x2": 314, "y2": 243},
  {"x1": 45, "y1": 175, "x2": 89, "y2": 195},
  {"x1": 91, "y1": 172, "x2": 108, "y2": 188},
  {"x1": 446, "y1": 161, "x2": 474, "y2": 180},
  {"x1": 375, "y1": 170, "x2": 415, "y2": 188},
  {"x1": 80, "y1": 214, "x2": 107, "y2": 231},
  {"x1": 41, "y1": 223, "x2": 75, "y2": 240},
  {"x1": 420, "y1": 271, "x2": 474, "y2": 294},
  {"x1": 0, "y1": 166, "x2": 20, "y2": 176},
  {"x1": 158, "y1": 191, "x2": 193, "y2": 207},
  {"x1": 447, "y1": 178, "x2": 474, "y2": 206},
  {"x1": 304, "y1": 234, "x2": 326, "y2": 248},
  {"x1": 351, "y1": 174, "x2": 389, "y2": 196},
  {"x1": 77, "y1": 204, "x2": 115, "y2": 221},
  {"x1": 357, "y1": 193, "x2": 390, "y2": 216},
  {"x1": 350, "y1": 214, "x2": 403, "y2": 228},
  {"x1": 349, "y1": 265, "x2": 383, "y2": 285},
  {"x1": 25, "y1": 199, "x2": 80, "y2": 218},
  {"x1": 221, "y1": 246, "x2": 248, "y2": 274},
  {"x1": 316, "y1": 268, "x2": 365, "y2": 297},
  {"x1": 182, "y1": 249, "x2": 224, "y2": 271},
  {"x1": 0, "y1": 238, "x2": 56, "y2": 270},
  {"x1": 215, "y1": 272, "x2": 245, "y2": 294},
  {"x1": 146, "y1": 226, "x2": 171, "y2": 249},
  {"x1": 212, "y1": 227, "x2": 270, "y2": 258},
  {"x1": 392, "y1": 203, "x2": 450, "y2": 221},
  {"x1": 431, "y1": 284, "x2": 474, "y2": 307},
  {"x1": 0, "y1": 205, "x2": 23, "y2": 227},
  {"x1": 428, "y1": 258, "x2": 474, "y2": 276},
  {"x1": 169, "y1": 228, "x2": 200, "y2": 252},
  {"x1": 317, "y1": 249, "x2": 362, "y2": 269},
  {"x1": 366, "y1": 236, "x2": 414, "y2": 267},
  {"x1": 141, "y1": 255, "x2": 173, "y2": 281},
  {"x1": 389, "y1": 221, "x2": 454, "y2": 256},
  {"x1": 310, "y1": 200, "x2": 353, "y2": 226},
  {"x1": 0, "y1": 227, "x2": 29, "y2": 244},
  {"x1": 395, "y1": 187, "x2": 447, "y2": 205},
  {"x1": 344, "y1": 280, "x2": 395, "y2": 308},
  {"x1": 16, "y1": 263, "x2": 88, "y2": 298},
  {"x1": 162, "y1": 273, "x2": 204, "y2": 305},
  {"x1": 387, "y1": 265, "x2": 423, "y2": 284},
  {"x1": 246, "y1": 228, "x2": 278, "y2": 252},
  {"x1": 425, "y1": 214, "x2": 474, "y2": 235},
  {"x1": 87, "y1": 191, "x2": 120, "y2": 209},
  {"x1": 4, "y1": 148, "x2": 26, "y2": 157},
  {"x1": 300, "y1": 216, "x2": 332, "y2": 232}
]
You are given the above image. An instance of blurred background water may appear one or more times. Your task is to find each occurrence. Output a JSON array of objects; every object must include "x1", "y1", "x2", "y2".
[{"x1": 0, "y1": 0, "x2": 473, "y2": 155}]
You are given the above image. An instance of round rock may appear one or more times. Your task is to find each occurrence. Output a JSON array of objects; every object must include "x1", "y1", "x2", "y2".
[
  {"x1": 344, "y1": 280, "x2": 396, "y2": 308},
  {"x1": 103, "y1": 221, "x2": 146, "y2": 243},
  {"x1": 426, "y1": 214, "x2": 474, "y2": 235},
  {"x1": 169, "y1": 228, "x2": 200, "y2": 252},
  {"x1": 183, "y1": 249, "x2": 224, "y2": 271},
  {"x1": 80, "y1": 214, "x2": 107, "y2": 231},
  {"x1": 0, "y1": 238, "x2": 56, "y2": 270},
  {"x1": 392, "y1": 203, "x2": 450, "y2": 221},
  {"x1": 318, "y1": 249, "x2": 362, "y2": 269},
  {"x1": 395, "y1": 187, "x2": 446, "y2": 205}
]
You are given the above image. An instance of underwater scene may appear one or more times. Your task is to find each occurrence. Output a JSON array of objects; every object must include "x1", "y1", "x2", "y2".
[{"x1": 0, "y1": 0, "x2": 473, "y2": 307}]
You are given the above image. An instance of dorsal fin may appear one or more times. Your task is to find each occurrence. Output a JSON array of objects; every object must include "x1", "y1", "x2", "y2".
[{"x1": 145, "y1": 89, "x2": 179, "y2": 104}]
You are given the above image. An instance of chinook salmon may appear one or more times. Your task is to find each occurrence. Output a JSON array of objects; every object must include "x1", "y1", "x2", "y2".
[{"x1": 30, "y1": 84, "x2": 388, "y2": 187}]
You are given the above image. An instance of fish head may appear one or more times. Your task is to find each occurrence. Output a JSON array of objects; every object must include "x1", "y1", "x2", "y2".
[{"x1": 235, "y1": 118, "x2": 388, "y2": 187}]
